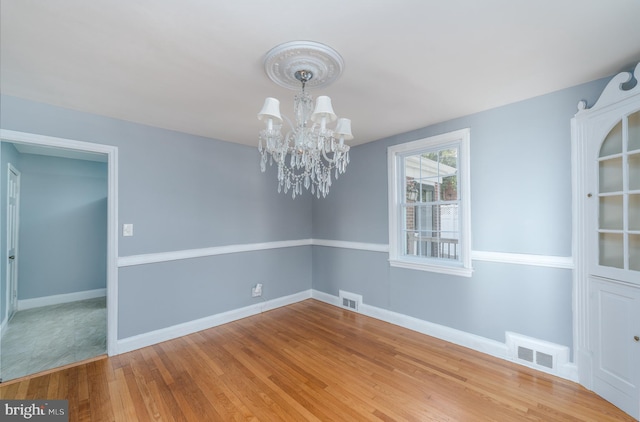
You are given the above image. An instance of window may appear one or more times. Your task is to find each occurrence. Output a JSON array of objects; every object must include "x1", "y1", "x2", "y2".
[{"x1": 388, "y1": 128, "x2": 472, "y2": 276}]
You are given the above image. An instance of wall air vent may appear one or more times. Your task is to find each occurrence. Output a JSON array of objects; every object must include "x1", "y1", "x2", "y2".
[
  {"x1": 506, "y1": 332, "x2": 569, "y2": 376},
  {"x1": 536, "y1": 351, "x2": 554, "y2": 369},
  {"x1": 338, "y1": 290, "x2": 362, "y2": 312},
  {"x1": 518, "y1": 346, "x2": 534, "y2": 363},
  {"x1": 342, "y1": 298, "x2": 357, "y2": 310}
]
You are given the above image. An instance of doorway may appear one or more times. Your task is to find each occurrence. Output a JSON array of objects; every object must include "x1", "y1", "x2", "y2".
[
  {"x1": 0, "y1": 129, "x2": 118, "y2": 382},
  {"x1": 6, "y1": 164, "x2": 20, "y2": 324}
]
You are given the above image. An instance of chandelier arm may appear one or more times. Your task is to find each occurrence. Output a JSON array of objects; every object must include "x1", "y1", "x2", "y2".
[
  {"x1": 321, "y1": 147, "x2": 339, "y2": 166},
  {"x1": 281, "y1": 114, "x2": 296, "y2": 135}
]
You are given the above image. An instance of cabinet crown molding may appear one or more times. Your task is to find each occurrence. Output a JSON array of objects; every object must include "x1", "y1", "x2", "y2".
[{"x1": 576, "y1": 62, "x2": 640, "y2": 115}]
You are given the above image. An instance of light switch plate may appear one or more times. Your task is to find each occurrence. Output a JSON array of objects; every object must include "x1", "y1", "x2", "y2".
[{"x1": 123, "y1": 224, "x2": 134, "y2": 237}]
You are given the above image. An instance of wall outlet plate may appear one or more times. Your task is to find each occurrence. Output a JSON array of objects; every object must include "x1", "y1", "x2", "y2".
[
  {"x1": 123, "y1": 224, "x2": 133, "y2": 237},
  {"x1": 252, "y1": 283, "x2": 263, "y2": 297}
]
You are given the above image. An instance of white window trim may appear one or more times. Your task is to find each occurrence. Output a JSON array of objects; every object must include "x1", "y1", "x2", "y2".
[{"x1": 387, "y1": 128, "x2": 472, "y2": 277}]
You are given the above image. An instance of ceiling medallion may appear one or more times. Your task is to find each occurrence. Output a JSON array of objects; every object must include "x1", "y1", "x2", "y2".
[{"x1": 263, "y1": 40, "x2": 345, "y2": 90}]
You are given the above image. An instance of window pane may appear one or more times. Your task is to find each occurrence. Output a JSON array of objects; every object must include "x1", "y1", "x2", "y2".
[
  {"x1": 404, "y1": 231, "x2": 418, "y2": 256},
  {"x1": 418, "y1": 152, "x2": 438, "y2": 202},
  {"x1": 599, "y1": 232, "x2": 624, "y2": 269},
  {"x1": 599, "y1": 195, "x2": 623, "y2": 230},
  {"x1": 403, "y1": 202, "x2": 462, "y2": 259},
  {"x1": 439, "y1": 149, "x2": 457, "y2": 200},
  {"x1": 414, "y1": 205, "x2": 432, "y2": 232},
  {"x1": 599, "y1": 121, "x2": 622, "y2": 157},
  {"x1": 439, "y1": 204, "x2": 459, "y2": 233},
  {"x1": 435, "y1": 239, "x2": 459, "y2": 260},
  {"x1": 420, "y1": 152, "x2": 439, "y2": 173},
  {"x1": 421, "y1": 184, "x2": 436, "y2": 202},
  {"x1": 403, "y1": 206, "x2": 415, "y2": 231},
  {"x1": 629, "y1": 111, "x2": 640, "y2": 152},
  {"x1": 629, "y1": 153, "x2": 640, "y2": 191},
  {"x1": 440, "y1": 148, "x2": 458, "y2": 169},
  {"x1": 439, "y1": 231, "x2": 460, "y2": 241},
  {"x1": 599, "y1": 157, "x2": 623, "y2": 193},
  {"x1": 403, "y1": 156, "x2": 423, "y2": 187},
  {"x1": 417, "y1": 232, "x2": 437, "y2": 258},
  {"x1": 440, "y1": 175, "x2": 457, "y2": 200},
  {"x1": 630, "y1": 194, "x2": 640, "y2": 231},
  {"x1": 417, "y1": 177, "x2": 439, "y2": 202},
  {"x1": 630, "y1": 234, "x2": 640, "y2": 272},
  {"x1": 405, "y1": 178, "x2": 419, "y2": 202},
  {"x1": 412, "y1": 234, "x2": 459, "y2": 260}
]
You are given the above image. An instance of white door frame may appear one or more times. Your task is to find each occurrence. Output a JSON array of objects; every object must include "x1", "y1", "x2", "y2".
[
  {"x1": 5, "y1": 163, "x2": 21, "y2": 324},
  {"x1": 0, "y1": 129, "x2": 119, "y2": 356}
]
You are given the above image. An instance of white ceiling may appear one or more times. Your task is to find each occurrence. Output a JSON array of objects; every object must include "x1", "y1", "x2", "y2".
[{"x1": 2, "y1": 0, "x2": 640, "y2": 148}]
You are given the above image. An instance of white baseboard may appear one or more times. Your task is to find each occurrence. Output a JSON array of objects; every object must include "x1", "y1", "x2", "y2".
[
  {"x1": 311, "y1": 289, "x2": 342, "y2": 307},
  {"x1": 560, "y1": 362, "x2": 578, "y2": 381},
  {"x1": 576, "y1": 348, "x2": 593, "y2": 389},
  {"x1": 116, "y1": 288, "x2": 577, "y2": 383},
  {"x1": 116, "y1": 290, "x2": 312, "y2": 354},
  {"x1": 311, "y1": 290, "x2": 507, "y2": 359},
  {"x1": 17, "y1": 288, "x2": 107, "y2": 311},
  {"x1": 311, "y1": 289, "x2": 578, "y2": 382}
]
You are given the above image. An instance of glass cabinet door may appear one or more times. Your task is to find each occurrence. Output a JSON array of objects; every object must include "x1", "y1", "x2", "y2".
[{"x1": 598, "y1": 110, "x2": 640, "y2": 273}]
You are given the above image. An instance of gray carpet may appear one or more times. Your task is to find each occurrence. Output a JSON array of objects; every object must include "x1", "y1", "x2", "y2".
[{"x1": 0, "y1": 296, "x2": 106, "y2": 382}]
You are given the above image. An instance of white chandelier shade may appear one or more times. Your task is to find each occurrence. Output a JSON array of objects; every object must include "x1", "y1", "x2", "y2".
[
  {"x1": 257, "y1": 41, "x2": 352, "y2": 198},
  {"x1": 257, "y1": 98, "x2": 282, "y2": 127}
]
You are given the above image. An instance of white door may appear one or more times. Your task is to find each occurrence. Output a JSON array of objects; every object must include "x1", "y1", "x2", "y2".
[
  {"x1": 587, "y1": 108, "x2": 640, "y2": 419},
  {"x1": 6, "y1": 164, "x2": 20, "y2": 322}
]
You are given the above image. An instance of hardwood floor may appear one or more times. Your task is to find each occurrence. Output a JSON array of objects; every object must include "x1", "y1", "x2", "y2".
[{"x1": 0, "y1": 299, "x2": 634, "y2": 421}]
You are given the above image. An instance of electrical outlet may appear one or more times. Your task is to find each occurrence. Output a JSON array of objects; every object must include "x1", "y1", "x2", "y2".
[
  {"x1": 123, "y1": 223, "x2": 134, "y2": 237},
  {"x1": 252, "y1": 283, "x2": 263, "y2": 297}
]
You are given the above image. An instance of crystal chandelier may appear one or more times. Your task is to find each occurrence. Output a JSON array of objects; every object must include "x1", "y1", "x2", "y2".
[{"x1": 257, "y1": 41, "x2": 352, "y2": 198}]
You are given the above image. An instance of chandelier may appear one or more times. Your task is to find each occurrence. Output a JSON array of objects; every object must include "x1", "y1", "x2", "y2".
[{"x1": 258, "y1": 41, "x2": 352, "y2": 198}]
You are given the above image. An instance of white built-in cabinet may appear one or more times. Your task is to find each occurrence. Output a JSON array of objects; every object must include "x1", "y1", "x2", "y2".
[{"x1": 572, "y1": 63, "x2": 640, "y2": 420}]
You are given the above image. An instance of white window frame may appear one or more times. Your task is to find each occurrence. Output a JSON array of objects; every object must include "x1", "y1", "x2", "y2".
[{"x1": 387, "y1": 128, "x2": 472, "y2": 277}]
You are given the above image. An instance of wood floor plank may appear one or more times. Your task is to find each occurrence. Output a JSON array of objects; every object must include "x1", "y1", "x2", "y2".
[
  {"x1": 108, "y1": 367, "x2": 136, "y2": 422},
  {"x1": 0, "y1": 299, "x2": 635, "y2": 421},
  {"x1": 86, "y1": 360, "x2": 115, "y2": 422},
  {"x1": 121, "y1": 356, "x2": 155, "y2": 422}
]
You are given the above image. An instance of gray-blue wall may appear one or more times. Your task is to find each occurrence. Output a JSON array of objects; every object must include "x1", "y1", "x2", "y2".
[
  {"x1": 312, "y1": 77, "x2": 610, "y2": 351},
  {"x1": 0, "y1": 94, "x2": 312, "y2": 339},
  {"x1": 0, "y1": 73, "x2": 612, "y2": 353},
  {"x1": 16, "y1": 153, "x2": 107, "y2": 299}
]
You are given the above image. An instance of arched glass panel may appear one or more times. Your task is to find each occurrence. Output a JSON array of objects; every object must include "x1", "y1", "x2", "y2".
[
  {"x1": 599, "y1": 121, "x2": 622, "y2": 157},
  {"x1": 597, "y1": 112, "x2": 640, "y2": 271},
  {"x1": 629, "y1": 110, "x2": 640, "y2": 151}
]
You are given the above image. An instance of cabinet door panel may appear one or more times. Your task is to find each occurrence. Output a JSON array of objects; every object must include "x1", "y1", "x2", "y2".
[{"x1": 591, "y1": 278, "x2": 640, "y2": 419}]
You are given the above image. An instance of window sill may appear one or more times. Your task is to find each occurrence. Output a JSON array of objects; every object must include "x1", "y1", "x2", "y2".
[{"x1": 389, "y1": 259, "x2": 473, "y2": 277}]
